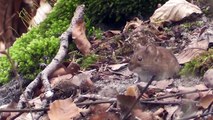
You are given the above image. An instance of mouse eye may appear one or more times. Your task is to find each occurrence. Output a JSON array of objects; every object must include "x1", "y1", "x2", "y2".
[{"x1": 137, "y1": 56, "x2": 143, "y2": 61}]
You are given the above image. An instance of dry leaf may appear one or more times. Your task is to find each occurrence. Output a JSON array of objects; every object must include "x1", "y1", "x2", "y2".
[
  {"x1": 29, "y1": 0, "x2": 52, "y2": 27},
  {"x1": 132, "y1": 109, "x2": 155, "y2": 120},
  {"x1": 164, "y1": 105, "x2": 179, "y2": 120},
  {"x1": 155, "y1": 79, "x2": 173, "y2": 90},
  {"x1": 173, "y1": 100, "x2": 199, "y2": 119},
  {"x1": 108, "y1": 63, "x2": 128, "y2": 71},
  {"x1": 72, "y1": 14, "x2": 91, "y2": 55},
  {"x1": 48, "y1": 98, "x2": 83, "y2": 120},
  {"x1": 150, "y1": 0, "x2": 202, "y2": 25},
  {"x1": 178, "y1": 86, "x2": 199, "y2": 100},
  {"x1": 103, "y1": 30, "x2": 121, "y2": 38},
  {"x1": 125, "y1": 85, "x2": 139, "y2": 97},
  {"x1": 123, "y1": 17, "x2": 143, "y2": 33},
  {"x1": 198, "y1": 95, "x2": 213, "y2": 109},
  {"x1": 176, "y1": 39, "x2": 208, "y2": 64},
  {"x1": 50, "y1": 65, "x2": 67, "y2": 78},
  {"x1": 0, "y1": 102, "x2": 17, "y2": 120},
  {"x1": 89, "y1": 104, "x2": 119, "y2": 120}
]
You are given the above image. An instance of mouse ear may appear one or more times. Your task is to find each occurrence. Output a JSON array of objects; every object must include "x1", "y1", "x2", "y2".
[{"x1": 145, "y1": 45, "x2": 157, "y2": 55}]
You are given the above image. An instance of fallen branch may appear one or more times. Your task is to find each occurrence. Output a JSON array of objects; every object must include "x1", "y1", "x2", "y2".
[{"x1": 17, "y1": 4, "x2": 85, "y2": 108}]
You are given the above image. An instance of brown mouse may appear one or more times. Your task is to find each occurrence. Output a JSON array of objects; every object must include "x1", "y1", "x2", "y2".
[{"x1": 128, "y1": 45, "x2": 180, "y2": 82}]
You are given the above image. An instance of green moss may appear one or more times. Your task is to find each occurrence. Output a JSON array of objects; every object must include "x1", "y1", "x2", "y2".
[
  {"x1": 181, "y1": 49, "x2": 213, "y2": 76},
  {"x1": 78, "y1": 54, "x2": 99, "y2": 69},
  {"x1": 0, "y1": 0, "x2": 78, "y2": 83}
]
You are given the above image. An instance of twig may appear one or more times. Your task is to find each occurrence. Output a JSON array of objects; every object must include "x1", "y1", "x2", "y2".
[
  {"x1": 143, "y1": 88, "x2": 213, "y2": 101},
  {"x1": 122, "y1": 76, "x2": 156, "y2": 120},
  {"x1": 177, "y1": 112, "x2": 213, "y2": 120},
  {"x1": 17, "y1": 4, "x2": 85, "y2": 108}
]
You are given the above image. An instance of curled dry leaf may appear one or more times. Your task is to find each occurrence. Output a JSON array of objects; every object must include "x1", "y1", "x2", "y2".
[
  {"x1": 48, "y1": 98, "x2": 84, "y2": 120},
  {"x1": 150, "y1": 0, "x2": 202, "y2": 25},
  {"x1": 29, "y1": 0, "x2": 52, "y2": 27},
  {"x1": 72, "y1": 13, "x2": 91, "y2": 55},
  {"x1": 198, "y1": 95, "x2": 213, "y2": 109},
  {"x1": 123, "y1": 17, "x2": 143, "y2": 33},
  {"x1": 176, "y1": 39, "x2": 209, "y2": 64},
  {"x1": 108, "y1": 63, "x2": 128, "y2": 71}
]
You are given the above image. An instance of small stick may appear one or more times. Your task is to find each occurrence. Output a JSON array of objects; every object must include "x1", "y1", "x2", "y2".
[{"x1": 122, "y1": 76, "x2": 156, "y2": 120}]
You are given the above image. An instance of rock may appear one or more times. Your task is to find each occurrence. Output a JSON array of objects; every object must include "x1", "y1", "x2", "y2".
[{"x1": 203, "y1": 69, "x2": 213, "y2": 88}]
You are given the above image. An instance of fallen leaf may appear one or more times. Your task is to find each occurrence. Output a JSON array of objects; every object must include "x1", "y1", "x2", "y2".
[
  {"x1": 50, "y1": 74, "x2": 73, "y2": 88},
  {"x1": 173, "y1": 99, "x2": 199, "y2": 119},
  {"x1": 176, "y1": 39, "x2": 208, "y2": 64},
  {"x1": 48, "y1": 98, "x2": 83, "y2": 120},
  {"x1": 0, "y1": 101, "x2": 17, "y2": 120},
  {"x1": 164, "y1": 105, "x2": 179, "y2": 120},
  {"x1": 125, "y1": 85, "x2": 139, "y2": 97},
  {"x1": 198, "y1": 95, "x2": 213, "y2": 109},
  {"x1": 72, "y1": 13, "x2": 91, "y2": 55},
  {"x1": 108, "y1": 63, "x2": 128, "y2": 71},
  {"x1": 123, "y1": 17, "x2": 143, "y2": 33},
  {"x1": 86, "y1": 103, "x2": 119, "y2": 119},
  {"x1": 29, "y1": 0, "x2": 52, "y2": 27},
  {"x1": 103, "y1": 30, "x2": 121, "y2": 38},
  {"x1": 155, "y1": 79, "x2": 174, "y2": 90},
  {"x1": 178, "y1": 86, "x2": 199, "y2": 100},
  {"x1": 66, "y1": 62, "x2": 80, "y2": 75},
  {"x1": 50, "y1": 65, "x2": 67, "y2": 78},
  {"x1": 132, "y1": 109, "x2": 155, "y2": 120},
  {"x1": 150, "y1": 0, "x2": 202, "y2": 25}
]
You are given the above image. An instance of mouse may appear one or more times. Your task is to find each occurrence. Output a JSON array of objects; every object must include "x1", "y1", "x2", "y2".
[{"x1": 128, "y1": 45, "x2": 180, "y2": 82}]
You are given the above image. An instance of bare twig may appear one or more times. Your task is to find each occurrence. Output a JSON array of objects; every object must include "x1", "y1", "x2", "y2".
[
  {"x1": 122, "y1": 76, "x2": 156, "y2": 120},
  {"x1": 17, "y1": 4, "x2": 86, "y2": 108}
]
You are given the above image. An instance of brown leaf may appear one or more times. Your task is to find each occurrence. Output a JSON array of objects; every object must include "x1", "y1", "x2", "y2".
[
  {"x1": 155, "y1": 79, "x2": 173, "y2": 90},
  {"x1": 173, "y1": 99, "x2": 199, "y2": 119},
  {"x1": 89, "y1": 104, "x2": 119, "y2": 120},
  {"x1": 50, "y1": 65, "x2": 67, "y2": 78},
  {"x1": 178, "y1": 86, "x2": 199, "y2": 100},
  {"x1": 176, "y1": 39, "x2": 208, "y2": 64},
  {"x1": 66, "y1": 62, "x2": 80, "y2": 75},
  {"x1": 164, "y1": 105, "x2": 179, "y2": 120},
  {"x1": 103, "y1": 30, "x2": 121, "y2": 38},
  {"x1": 48, "y1": 98, "x2": 83, "y2": 120},
  {"x1": 50, "y1": 74, "x2": 73, "y2": 88},
  {"x1": 198, "y1": 95, "x2": 213, "y2": 109},
  {"x1": 72, "y1": 16, "x2": 91, "y2": 55},
  {"x1": 0, "y1": 101, "x2": 17, "y2": 120},
  {"x1": 125, "y1": 85, "x2": 139, "y2": 97},
  {"x1": 123, "y1": 17, "x2": 143, "y2": 33},
  {"x1": 132, "y1": 109, "x2": 156, "y2": 120},
  {"x1": 89, "y1": 112, "x2": 119, "y2": 120},
  {"x1": 150, "y1": 0, "x2": 202, "y2": 25}
]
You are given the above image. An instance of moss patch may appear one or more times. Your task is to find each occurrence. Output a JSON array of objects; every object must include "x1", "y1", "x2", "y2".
[
  {"x1": 181, "y1": 49, "x2": 213, "y2": 76},
  {"x1": 0, "y1": 0, "x2": 78, "y2": 83}
]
